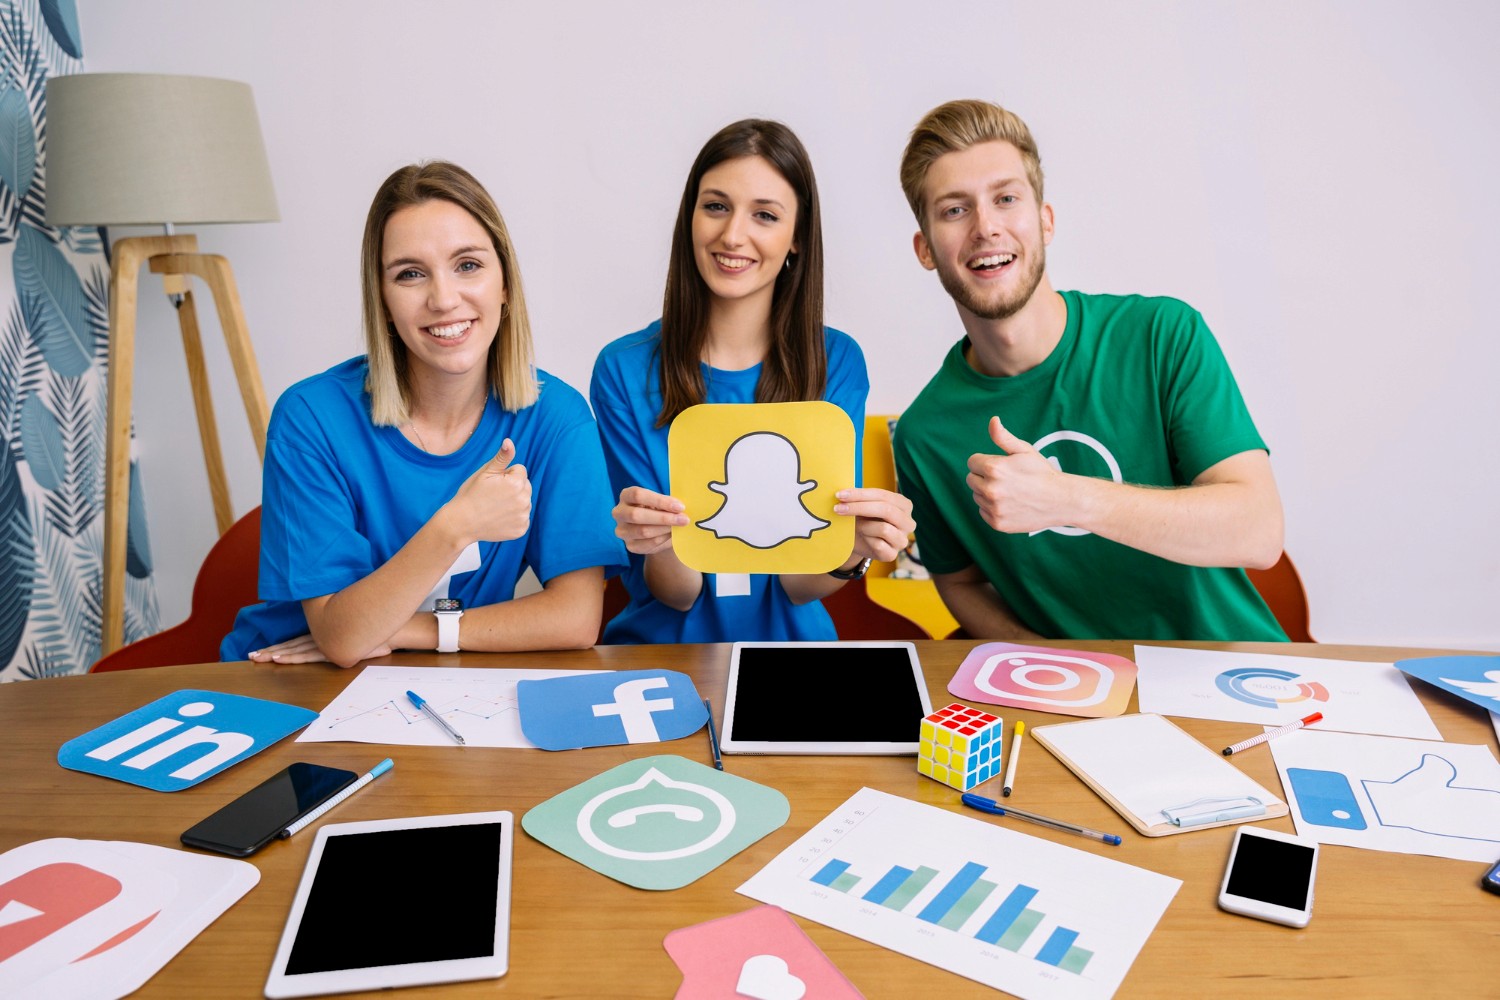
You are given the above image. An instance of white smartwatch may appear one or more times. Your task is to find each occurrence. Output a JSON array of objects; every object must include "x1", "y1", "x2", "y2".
[{"x1": 434, "y1": 597, "x2": 464, "y2": 653}]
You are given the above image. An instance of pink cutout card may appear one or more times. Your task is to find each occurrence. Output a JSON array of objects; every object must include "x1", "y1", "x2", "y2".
[
  {"x1": 948, "y1": 642, "x2": 1136, "y2": 718},
  {"x1": 664, "y1": 904, "x2": 863, "y2": 999}
]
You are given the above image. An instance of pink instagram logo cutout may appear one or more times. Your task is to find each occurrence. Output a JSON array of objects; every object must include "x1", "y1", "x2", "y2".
[{"x1": 949, "y1": 643, "x2": 1137, "y2": 718}]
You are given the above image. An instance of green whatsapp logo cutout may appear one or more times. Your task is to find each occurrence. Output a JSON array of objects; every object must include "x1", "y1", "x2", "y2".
[
  {"x1": 524, "y1": 755, "x2": 789, "y2": 890},
  {"x1": 578, "y1": 766, "x2": 735, "y2": 860}
]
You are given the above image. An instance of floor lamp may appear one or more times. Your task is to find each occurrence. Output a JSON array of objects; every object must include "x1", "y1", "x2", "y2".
[{"x1": 44, "y1": 73, "x2": 279, "y2": 656}]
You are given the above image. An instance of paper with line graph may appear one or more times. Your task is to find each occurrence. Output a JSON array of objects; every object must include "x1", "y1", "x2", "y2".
[
  {"x1": 738, "y1": 788, "x2": 1179, "y2": 1000},
  {"x1": 297, "y1": 665, "x2": 602, "y2": 747}
]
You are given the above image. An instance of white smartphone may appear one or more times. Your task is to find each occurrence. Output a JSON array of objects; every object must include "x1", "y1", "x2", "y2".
[{"x1": 1217, "y1": 826, "x2": 1319, "y2": 927}]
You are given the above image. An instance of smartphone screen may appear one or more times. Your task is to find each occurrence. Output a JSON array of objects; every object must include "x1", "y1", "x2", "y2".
[
  {"x1": 1225, "y1": 831, "x2": 1316, "y2": 909},
  {"x1": 182, "y1": 762, "x2": 357, "y2": 857}
]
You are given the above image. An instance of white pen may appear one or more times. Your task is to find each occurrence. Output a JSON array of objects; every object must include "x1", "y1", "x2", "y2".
[
  {"x1": 1002, "y1": 721, "x2": 1024, "y2": 797},
  {"x1": 406, "y1": 689, "x2": 467, "y2": 745},
  {"x1": 280, "y1": 759, "x2": 394, "y2": 838}
]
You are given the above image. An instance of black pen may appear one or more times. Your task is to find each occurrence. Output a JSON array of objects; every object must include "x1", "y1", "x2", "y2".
[{"x1": 703, "y1": 698, "x2": 723, "y2": 770}]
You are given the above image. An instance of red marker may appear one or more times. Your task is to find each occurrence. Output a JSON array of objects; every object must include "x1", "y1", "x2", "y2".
[{"x1": 1223, "y1": 712, "x2": 1324, "y2": 756}]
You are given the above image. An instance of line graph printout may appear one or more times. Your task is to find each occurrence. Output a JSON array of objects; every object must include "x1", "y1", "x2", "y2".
[
  {"x1": 738, "y1": 788, "x2": 1180, "y2": 1000},
  {"x1": 297, "y1": 665, "x2": 602, "y2": 747}
]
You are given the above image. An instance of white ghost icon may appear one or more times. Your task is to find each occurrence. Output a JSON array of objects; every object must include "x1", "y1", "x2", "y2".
[{"x1": 695, "y1": 432, "x2": 830, "y2": 548}]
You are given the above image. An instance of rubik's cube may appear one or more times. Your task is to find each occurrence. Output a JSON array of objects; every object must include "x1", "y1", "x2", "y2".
[{"x1": 918, "y1": 703, "x2": 1003, "y2": 791}]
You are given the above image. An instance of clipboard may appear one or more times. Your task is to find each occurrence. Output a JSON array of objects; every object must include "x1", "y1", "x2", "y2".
[{"x1": 1032, "y1": 713, "x2": 1288, "y2": 837}]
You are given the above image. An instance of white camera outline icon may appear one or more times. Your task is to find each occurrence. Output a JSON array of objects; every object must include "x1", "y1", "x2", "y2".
[{"x1": 974, "y1": 653, "x2": 1114, "y2": 707}]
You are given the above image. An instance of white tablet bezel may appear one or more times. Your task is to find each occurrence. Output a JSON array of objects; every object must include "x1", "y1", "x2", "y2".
[
  {"x1": 264, "y1": 811, "x2": 512, "y2": 999},
  {"x1": 721, "y1": 641, "x2": 932, "y2": 755}
]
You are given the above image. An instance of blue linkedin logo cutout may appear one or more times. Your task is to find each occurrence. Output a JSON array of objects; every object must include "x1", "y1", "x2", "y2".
[
  {"x1": 58, "y1": 689, "x2": 319, "y2": 791},
  {"x1": 518, "y1": 669, "x2": 708, "y2": 751}
]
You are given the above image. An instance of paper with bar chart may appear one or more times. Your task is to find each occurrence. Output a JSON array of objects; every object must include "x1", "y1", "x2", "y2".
[{"x1": 738, "y1": 788, "x2": 1180, "y2": 1000}]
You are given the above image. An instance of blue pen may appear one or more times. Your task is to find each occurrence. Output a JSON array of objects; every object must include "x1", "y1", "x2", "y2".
[
  {"x1": 961, "y1": 793, "x2": 1123, "y2": 846},
  {"x1": 406, "y1": 689, "x2": 467, "y2": 745},
  {"x1": 280, "y1": 758, "x2": 394, "y2": 838}
]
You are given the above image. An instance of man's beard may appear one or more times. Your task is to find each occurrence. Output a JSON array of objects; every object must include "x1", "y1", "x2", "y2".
[{"x1": 935, "y1": 244, "x2": 1046, "y2": 321}]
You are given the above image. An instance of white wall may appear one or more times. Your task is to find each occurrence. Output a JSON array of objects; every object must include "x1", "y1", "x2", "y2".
[{"x1": 78, "y1": 0, "x2": 1500, "y2": 650}]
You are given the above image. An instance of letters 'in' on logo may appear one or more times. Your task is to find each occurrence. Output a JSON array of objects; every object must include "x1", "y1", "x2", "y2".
[
  {"x1": 58, "y1": 690, "x2": 318, "y2": 791},
  {"x1": 82, "y1": 699, "x2": 254, "y2": 781}
]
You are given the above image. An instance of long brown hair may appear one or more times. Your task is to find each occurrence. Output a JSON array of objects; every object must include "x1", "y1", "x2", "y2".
[
  {"x1": 656, "y1": 120, "x2": 826, "y2": 427},
  {"x1": 361, "y1": 161, "x2": 539, "y2": 424}
]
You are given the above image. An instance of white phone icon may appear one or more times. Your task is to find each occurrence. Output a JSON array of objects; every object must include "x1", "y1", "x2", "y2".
[{"x1": 606, "y1": 804, "x2": 705, "y2": 828}]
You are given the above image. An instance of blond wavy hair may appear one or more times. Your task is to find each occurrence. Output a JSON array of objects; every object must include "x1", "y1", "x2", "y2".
[{"x1": 899, "y1": 100, "x2": 1044, "y2": 226}]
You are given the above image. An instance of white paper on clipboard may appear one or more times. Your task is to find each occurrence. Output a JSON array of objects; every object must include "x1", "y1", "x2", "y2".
[{"x1": 1032, "y1": 713, "x2": 1287, "y2": 836}]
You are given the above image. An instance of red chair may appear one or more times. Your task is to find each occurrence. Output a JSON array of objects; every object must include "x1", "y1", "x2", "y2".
[
  {"x1": 91, "y1": 507, "x2": 262, "y2": 671},
  {"x1": 822, "y1": 575, "x2": 928, "y2": 640},
  {"x1": 1248, "y1": 552, "x2": 1314, "y2": 642}
]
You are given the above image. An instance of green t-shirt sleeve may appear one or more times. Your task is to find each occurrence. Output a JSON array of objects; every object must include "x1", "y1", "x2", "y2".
[{"x1": 1157, "y1": 305, "x2": 1268, "y2": 483}]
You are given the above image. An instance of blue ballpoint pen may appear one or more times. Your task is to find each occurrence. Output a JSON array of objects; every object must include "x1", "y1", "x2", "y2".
[
  {"x1": 406, "y1": 689, "x2": 467, "y2": 745},
  {"x1": 961, "y1": 792, "x2": 1123, "y2": 846}
]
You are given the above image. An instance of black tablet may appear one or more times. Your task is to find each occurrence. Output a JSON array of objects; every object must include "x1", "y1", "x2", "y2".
[
  {"x1": 721, "y1": 641, "x2": 932, "y2": 754},
  {"x1": 264, "y1": 811, "x2": 512, "y2": 998}
]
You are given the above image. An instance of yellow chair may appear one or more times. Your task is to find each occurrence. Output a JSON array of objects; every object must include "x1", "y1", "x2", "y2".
[{"x1": 860, "y1": 415, "x2": 960, "y2": 640}]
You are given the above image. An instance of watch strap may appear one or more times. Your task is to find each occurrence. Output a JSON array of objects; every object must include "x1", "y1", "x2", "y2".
[{"x1": 435, "y1": 609, "x2": 463, "y2": 652}]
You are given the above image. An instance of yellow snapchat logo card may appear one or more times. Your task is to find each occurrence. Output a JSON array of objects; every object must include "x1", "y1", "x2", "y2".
[{"x1": 669, "y1": 401, "x2": 855, "y2": 574}]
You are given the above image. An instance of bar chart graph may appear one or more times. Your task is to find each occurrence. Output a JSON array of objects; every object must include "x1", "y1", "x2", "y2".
[
  {"x1": 739, "y1": 788, "x2": 1180, "y2": 1000},
  {"x1": 814, "y1": 856, "x2": 1095, "y2": 972}
]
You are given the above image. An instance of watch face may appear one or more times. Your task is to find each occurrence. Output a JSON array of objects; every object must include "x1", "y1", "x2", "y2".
[{"x1": 433, "y1": 598, "x2": 464, "y2": 613}]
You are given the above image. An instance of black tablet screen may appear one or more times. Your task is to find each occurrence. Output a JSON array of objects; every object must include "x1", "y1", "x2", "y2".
[
  {"x1": 728, "y1": 645, "x2": 926, "y2": 743},
  {"x1": 286, "y1": 822, "x2": 502, "y2": 974}
]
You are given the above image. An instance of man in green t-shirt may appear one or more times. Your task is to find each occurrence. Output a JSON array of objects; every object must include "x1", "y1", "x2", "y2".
[{"x1": 892, "y1": 99, "x2": 1287, "y2": 641}]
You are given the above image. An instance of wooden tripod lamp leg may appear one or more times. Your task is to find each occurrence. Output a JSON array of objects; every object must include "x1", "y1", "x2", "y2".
[
  {"x1": 167, "y1": 281, "x2": 235, "y2": 535},
  {"x1": 101, "y1": 234, "x2": 198, "y2": 657},
  {"x1": 198, "y1": 253, "x2": 269, "y2": 458},
  {"x1": 102, "y1": 238, "x2": 266, "y2": 659}
]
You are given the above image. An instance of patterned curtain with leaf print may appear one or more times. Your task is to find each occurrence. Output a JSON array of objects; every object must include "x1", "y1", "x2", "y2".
[{"x1": 1, "y1": 0, "x2": 158, "y2": 682}]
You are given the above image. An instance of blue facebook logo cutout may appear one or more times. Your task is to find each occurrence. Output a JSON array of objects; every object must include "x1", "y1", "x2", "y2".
[
  {"x1": 517, "y1": 669, "x2": 709, "y2": 751},
  {"x1": 58, "y1": 689, "x2": 319, "y2": 791}
]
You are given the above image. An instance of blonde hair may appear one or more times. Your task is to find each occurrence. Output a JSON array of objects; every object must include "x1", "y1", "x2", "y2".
[
  {"x1": 361, "y1": 161, "x2": 539, "y2": 425},
  {"x1": 899, "y1": 99, "x2": 1044, "y2": 225}
]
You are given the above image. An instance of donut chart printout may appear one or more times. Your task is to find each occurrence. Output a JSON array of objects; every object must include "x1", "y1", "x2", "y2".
[{"x1": 1132, "y1": 646, "x2": 1440, "y2": 739}]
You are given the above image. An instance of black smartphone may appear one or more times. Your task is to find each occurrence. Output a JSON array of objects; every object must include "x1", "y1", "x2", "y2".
[
  {"x1": 181, "y1": 762, "x2": 357, "y2": 857},
  {"x1": 1483, "y1": 857, "x2": 1500, "y2": 895}
]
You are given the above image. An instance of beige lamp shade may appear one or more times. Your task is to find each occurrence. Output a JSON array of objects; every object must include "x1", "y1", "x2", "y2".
[{"x1": 45, "y1": 73, "x2": 279, "y2": 226}]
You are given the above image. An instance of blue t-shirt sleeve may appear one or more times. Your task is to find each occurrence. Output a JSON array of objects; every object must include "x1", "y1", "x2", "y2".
[
  {"x1": 523, "y1": 381, "x2": 628, "y2": 583},
  {"x1": 825, "y1": 329, "x2": 870, "y2": 487},
  {"x1": 590, "y1": 343, "x2": 666, "y2": 497},
  {"x1": 258, "y1": 393, "x2": 376, "y2": 602}
]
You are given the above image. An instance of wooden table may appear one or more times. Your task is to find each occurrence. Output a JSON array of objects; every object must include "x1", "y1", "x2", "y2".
[{"x1": 3, "y1": 642, "x2": 1496, "y2": 998}]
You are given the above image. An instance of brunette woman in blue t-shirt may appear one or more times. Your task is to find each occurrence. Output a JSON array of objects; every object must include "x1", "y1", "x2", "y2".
[{"x1": 590, "y1": 120, "x2": 913, "y2": 644}]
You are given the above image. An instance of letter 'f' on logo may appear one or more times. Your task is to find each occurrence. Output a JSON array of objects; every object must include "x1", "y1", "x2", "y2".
[
  {"x1": 592, "y1": 678, "x2": 676, "y2": 743},
  {"x1": 83, "y1": 699, "x2": 255, "y2": 781}
]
